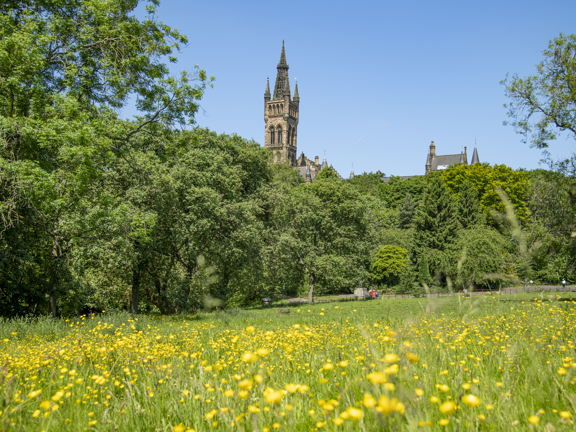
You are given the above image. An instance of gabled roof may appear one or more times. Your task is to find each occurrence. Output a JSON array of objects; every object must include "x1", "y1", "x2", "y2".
[
  {"x1": 296, "y1": 165, "x2": 316, "y2": 181},
  {"x1": 431, "y1": 154, "x2": 465, "y2": 171}
]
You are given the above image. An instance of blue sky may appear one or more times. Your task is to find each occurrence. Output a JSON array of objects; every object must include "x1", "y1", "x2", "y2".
[{"x1": 140, "y1": 0, "x2": 576, "y2": 177}]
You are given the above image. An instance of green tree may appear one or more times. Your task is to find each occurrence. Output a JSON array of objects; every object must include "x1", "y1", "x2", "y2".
[
  {"x1": 524, "y1": 170, "x2": 576, "y2": 283},
  {"x1": 380, "y1": 175, "x2": 429, "y2": 208},
  {"x1": 398, "y1": 193, "x2": 417, "y2": 229},
  {"x1": 371, "y1": 245, "x2": 408, "y2": 286},
  {"x1": 417, "y1": 254, "x2": 433, "y2": 287},
  {"x1": 348, "y1": 171, "x2": 385, "y2": 198},
  {"x1": 502, "y1": 33, "x2": 576, "y2": 150},
  {"x1": 450, "y1": 227, "x2": 507, "y2": 290},
  {"x1": 315, "y1": 166, "x2": 340, "y2": 182},
  {"x1": 441, "y1": 163, "x2": 530, "y2": 225},
  {"x1": 458, "y1": 181, "x2": 485, "y2": 228},
  {"x1": 0, "y1": 0, "x2": 212, "y2": 316},
  {"x1": 267, "y1": 177, "x2": 375, "y2": 303},
  {"x1": 413, "y1": 176, "x2": 459, "y2": 276}
]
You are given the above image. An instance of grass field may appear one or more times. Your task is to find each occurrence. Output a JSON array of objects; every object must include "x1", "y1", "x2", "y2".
[{"x1": 2, "y1": 292, "x2": 576, "y2": 431}]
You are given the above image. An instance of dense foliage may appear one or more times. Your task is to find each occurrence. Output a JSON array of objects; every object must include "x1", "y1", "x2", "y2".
[{"x1": 1, "y1": 4, "x2": 575, "y2": 317}]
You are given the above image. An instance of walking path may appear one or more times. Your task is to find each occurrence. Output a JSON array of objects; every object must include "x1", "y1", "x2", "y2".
[{"x1": 268, "y1": 285, "x2": 576, "y2": 305}]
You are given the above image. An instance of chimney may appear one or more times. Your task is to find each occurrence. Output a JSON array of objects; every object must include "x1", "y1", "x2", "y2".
[{"x1": 315, "y1": 156, "x2": 319, "y2": 166}]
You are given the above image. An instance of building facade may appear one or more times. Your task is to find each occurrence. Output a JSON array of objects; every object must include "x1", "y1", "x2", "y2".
[{"x1": 264, "y1": 43, "x2": 342, "y2": 182}]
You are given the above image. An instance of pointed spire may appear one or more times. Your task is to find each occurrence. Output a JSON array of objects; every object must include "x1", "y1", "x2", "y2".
[
  {"x1": 321, "y1": 152, "x2": 327, "y2": 170},
  {"x1": 273, "y1": 42, "x2": 290, "y2": 100},
  {"x1": 264, "y1": 75, "x2": 270, "y2": 100},
  {"x1": 293, "y1": 78, "x2": 299, "y2": 102},
  {"x1": 350, "y1": 164, "x2": 355, "y2": 179},
  {"x1": 471, "y1": 145, "x2": 480, "y2": 164},
  {"x1": 305, "y1": 163, "x2": 312, "y2": 184},
  {"x1": 278, "y1": 40, "x2": 287, "y2": 66},
  {"x1": 459, "y1": 151, "x2": 465, "y2": 164}
]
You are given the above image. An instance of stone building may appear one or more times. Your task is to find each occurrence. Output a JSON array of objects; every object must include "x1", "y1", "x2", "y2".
[
  {"x1": 382, "y1": 142, "x2": 480, "y2": 182},
  {"x1": 425, "y1": 140, "x2": 479, "y2": 174},
  {"x1": 264, "y1": 42, "x2": 342, "y2": 182}
]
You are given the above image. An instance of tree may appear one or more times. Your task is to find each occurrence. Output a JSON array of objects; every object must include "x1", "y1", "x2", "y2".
[
  {"x1": 266, "y1": 177, "x2": 374, "y2": 303},
  {"x1": 315, "y1": 166, "x2": 340, "y2": 182},
  {"x1": 348, "y1": 172, "x2": 385, "y2": 198},
  {"x1": 503, "y1": 33, "x2": 576, "y2": 150},
  {"x1": 371, "y1": 245, "x2": 408, "y2": 286},
  {"x1": 0, "y1": 0, "x2": 212, "y2": 316},
  {"x1": 413, "y1": 176, "x2": 459, "y2": 253},
  {"x1": 398, "y1": 193, "x2": 417, "y2": 229},
  {"x1": 524, "y1": 170, "x2": 576, "y2": 283},
  {"x1": 458, "y1": 181, "x2": 485, "y2": 228},
  {"x1": 380, "y1": 175, "x2": 429, "y2": 208},
  {"x1": 441, "y1": 163, "x2": 530, "y2": 226},
  {"x1": 417, "y1": 254, "x2": 433, "y2": 287},
  {"x1": 450, "y1": 227, "x2": 507, "y2": 290},
  {"x1": 413, "y1": 176, "x2": 460, "y2": 277}
]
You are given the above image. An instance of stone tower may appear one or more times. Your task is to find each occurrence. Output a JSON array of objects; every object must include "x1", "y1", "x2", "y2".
[{"x1": 264, "y1": 41, "x2": 299, "y2": 166}]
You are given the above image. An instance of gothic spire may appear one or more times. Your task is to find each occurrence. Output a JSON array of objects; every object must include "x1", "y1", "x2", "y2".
[
  {"x1": 293, "y1": 78, "x2": 299, "y2": 102},
  {"x1": 273, "y1": 41, "x2": 290, "y2": 100},
  {"x1": 278, "y1": 40, "x2": 287, "y2": 67},
  {"x1": 264, "y1": 75, "x2": 270, "y2": 101}
]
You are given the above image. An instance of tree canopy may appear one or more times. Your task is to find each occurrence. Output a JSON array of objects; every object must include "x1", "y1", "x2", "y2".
[{"x1": 503, "y1": 33, "x2": 576, "y2": 150}]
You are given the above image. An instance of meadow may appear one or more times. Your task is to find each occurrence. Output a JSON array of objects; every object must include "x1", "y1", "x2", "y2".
[{"x1": 2, "y1": 292, "x2": 576, "y2": 431}]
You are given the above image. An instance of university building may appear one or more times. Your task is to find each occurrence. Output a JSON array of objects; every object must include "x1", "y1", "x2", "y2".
[{"x1": 263, "y1": 43, "x2": 480, "y2": 182}]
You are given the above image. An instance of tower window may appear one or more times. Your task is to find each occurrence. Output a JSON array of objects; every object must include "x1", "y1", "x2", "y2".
[
  {"x1": 270, "y1": 128, "x2": 275, "y2": 144},
  {"x1": 278, "y1": 127, "x2": 282, "y2": 144},
  {"x1": 291, "y1": 130, "x2": 295, "y2": 145},
  {"x1": 287, "y1": 127, "x2": 291, "y2": 145}
]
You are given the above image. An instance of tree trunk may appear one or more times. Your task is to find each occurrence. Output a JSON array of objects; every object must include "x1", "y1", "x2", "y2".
[
  {"x1": 131, "y1": 265, "x2": 140, "y2": 315},
  {"x1": 50, "y1": 240, "x2": 59, "y2": 318},
  {"x1": 307, "y1": 274, "x2": 315, "y2": 304}
]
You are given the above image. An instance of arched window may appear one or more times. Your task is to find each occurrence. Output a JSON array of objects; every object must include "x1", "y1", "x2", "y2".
[
  {"x1": 287, "y1": 127, "x2": 291, "y2": 145},
  {"x1": 270, "y1": 128, "x2": 275, "y2": 144},
  {"x1": 291, "y1": 129, "x2": 295, "y2": 145},
  {"x1": 277, "y1": 127, "x2": 283, "y2": 144},
  {"x1": 269, "y1": 106, "x2": 272, "y2": 114}
]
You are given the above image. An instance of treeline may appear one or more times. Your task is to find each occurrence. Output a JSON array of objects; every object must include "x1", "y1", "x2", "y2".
[
  {"x1": 2, "y1": 1, "x2": 575, "y2": 317},
  {"x1": 358, "y1": 164, "x2": 576, "y2": 295}
]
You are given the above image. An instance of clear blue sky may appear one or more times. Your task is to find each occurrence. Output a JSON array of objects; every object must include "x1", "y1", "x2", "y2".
[{"x1": 139, "y1": 0, "x2": 576, "y2": 177}]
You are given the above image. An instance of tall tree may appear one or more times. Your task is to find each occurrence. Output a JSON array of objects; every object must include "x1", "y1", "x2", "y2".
[
  {"x1": 371, "y1": 245, "x2": 408, "y2": 286},
  {"x1": 441, "y1": 163, "x2": 530, "y2": 226},
  {"x1": 267, "y1": 177, "x2": 374, "y2": 303},
  {"x1": 398, "y1": 193, "x2": 417, "y2": 229},
  {"x1": 458, "y1": 181, "x2": 485, "y2": 228},
  {"x1": 0, "y1": 0, "x2": 212, "y2": 316},
  {"x1": 413, "y1": 176, "x2": 459, "y2": 275},
  {"x1": 502, "y1": 33, "x2": 576, "y2": 150}
]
